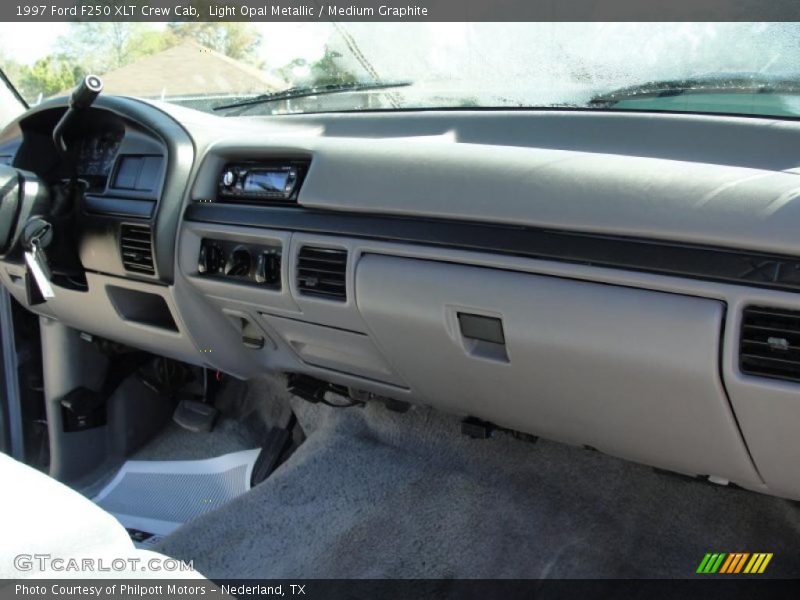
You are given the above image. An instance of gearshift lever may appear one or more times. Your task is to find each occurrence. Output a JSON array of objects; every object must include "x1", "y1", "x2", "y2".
[
  {"x1": 52, "y1": 74, "x2": 103, "y2": 158},
  {"x1": 69, "y1": 74, "x2": 103, "y2": 110},
  {"x1": 50, "y1": 75, "x2": 103, "y2": 217}
]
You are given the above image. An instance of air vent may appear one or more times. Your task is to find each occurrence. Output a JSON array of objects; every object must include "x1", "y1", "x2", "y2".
[
  {"x1": 740, "y1": 306, "x2": 800, "y2": 383},
  {"x1": 120, "y1": 224, "x2": 154, "y2": 275},
  {"x1": 296, "y1": 246, "x2": 347, "y2": 301}
]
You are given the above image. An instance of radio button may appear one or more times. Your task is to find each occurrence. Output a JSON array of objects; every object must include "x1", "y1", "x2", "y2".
[{"x1": 222, "y1": 169, "x2": 236, "y2": 187}]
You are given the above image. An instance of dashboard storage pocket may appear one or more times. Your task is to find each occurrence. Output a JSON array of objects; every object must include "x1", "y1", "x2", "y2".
[
  {"x1": 355, "y1": 254, "x2": 761, "y2": 488},
  {"x1": 106, "y1": 285, "x2": 178, "y2": 332}
]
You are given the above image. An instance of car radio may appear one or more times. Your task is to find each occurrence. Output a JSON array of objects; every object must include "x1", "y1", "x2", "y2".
[{"x1": 217, "y1": 161, "x2": 308, "y2": 202}]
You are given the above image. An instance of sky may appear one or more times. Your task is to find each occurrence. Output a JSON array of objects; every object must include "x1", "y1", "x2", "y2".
[
  {"x1": 0, "y1": 22, "x2": 331, "y2": 67},
  {"x1": 0, "y1": 23, "x2": 69, "y2": 62}
]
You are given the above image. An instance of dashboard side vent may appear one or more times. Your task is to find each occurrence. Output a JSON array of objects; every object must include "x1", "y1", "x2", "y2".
[
  {"x1": 740, "y1": 306, "x2": 800, "y2": 383},
  {"x1": 120, "y1": 224, "x2": 155, "y2": 275},
  {"x1": 296, "y1": 246, "x2": 347, "y2": 301}
]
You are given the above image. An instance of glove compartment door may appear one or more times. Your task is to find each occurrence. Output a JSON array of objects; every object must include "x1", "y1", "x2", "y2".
[{"x1": 356, "y1": 254, "x2": 760, "y2": 488}]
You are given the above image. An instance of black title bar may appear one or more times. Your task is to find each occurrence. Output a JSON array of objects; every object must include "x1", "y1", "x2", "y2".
[
  {"x1": 6, "y1": 0, "x2": 800, "y2": 22},
  {"x1": 5, "y1": 579, "x2": 800, "y2": 599}
]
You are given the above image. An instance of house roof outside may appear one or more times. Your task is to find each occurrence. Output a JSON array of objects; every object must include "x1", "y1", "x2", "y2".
[{"x1": 98, "y1": 40, "x2": 286, "y2": 101}]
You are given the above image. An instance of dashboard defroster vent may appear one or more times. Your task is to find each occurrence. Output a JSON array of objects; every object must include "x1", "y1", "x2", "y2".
[
  {"x1": 740, "y1": 306, "x2": 800, "y2": 383},
  {"x1": 296, "y1": 246, "x2": 347, "y2": 301},
  {"x1": 120, "y1": 224, "x2": 154, "y2": 275}
]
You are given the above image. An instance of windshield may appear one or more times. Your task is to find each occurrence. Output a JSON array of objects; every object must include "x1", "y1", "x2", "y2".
[{"x1": 1, "y1": 22, "x2": 799, "y2": 118}]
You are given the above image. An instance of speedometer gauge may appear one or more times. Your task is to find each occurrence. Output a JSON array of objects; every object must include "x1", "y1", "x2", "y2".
[
  {"x1": 76, "y1": 128, "x2": 124, "y2": 191},
  {"x1": 77, "y1": 129, "x2": 124, "y2": 176}
]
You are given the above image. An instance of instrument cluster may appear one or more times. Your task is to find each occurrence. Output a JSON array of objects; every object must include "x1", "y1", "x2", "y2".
[{"x1": 76, "y1": 127, "x2": 124, "y2": 191}]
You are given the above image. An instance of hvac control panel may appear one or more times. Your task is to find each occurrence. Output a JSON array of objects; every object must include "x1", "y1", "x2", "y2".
[{"x1": 198, "y1": 238, "x2": 281, "y2": 289}]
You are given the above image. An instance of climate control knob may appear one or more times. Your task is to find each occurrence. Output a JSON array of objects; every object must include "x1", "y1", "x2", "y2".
[
  {"x1": 198, "y1": 242, "x2": 223, "y2": 274},
  {"x1": 225, "y1": 247, "x2": 252, "y2": 277}
]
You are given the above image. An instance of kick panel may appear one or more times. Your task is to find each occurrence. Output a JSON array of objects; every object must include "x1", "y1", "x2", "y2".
[{"x1": 355, "y1": 254, "x2": 761, "y2": 487}]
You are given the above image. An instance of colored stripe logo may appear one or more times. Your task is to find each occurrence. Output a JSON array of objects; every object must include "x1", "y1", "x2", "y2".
[{"x1": 696, "y1": 552, "x2": 773, "y2": 574}]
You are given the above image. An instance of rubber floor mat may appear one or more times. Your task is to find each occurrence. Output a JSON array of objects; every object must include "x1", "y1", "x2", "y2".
[{"x1": 93, "y1": 448, "x2": 259, "y2": 547}]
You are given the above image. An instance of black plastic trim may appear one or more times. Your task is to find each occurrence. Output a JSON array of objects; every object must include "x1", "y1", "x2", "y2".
[
  {"x1": 185, "y1": 203, "x2": 800, "y2": 293},
  {"x1": 458, "y1": 313, "x2": 506, "y2": 345},
  {"x1": 740, "y1": 305, "x2": 800, "y2": 383},
  {"x1": 84, "y1": 195, "x2": 154, "y2": 218}
]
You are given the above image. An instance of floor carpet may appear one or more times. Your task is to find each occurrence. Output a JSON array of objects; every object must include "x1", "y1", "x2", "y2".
[{"x1": 154, "y1": 397, "x2": 800, "y2": 579}]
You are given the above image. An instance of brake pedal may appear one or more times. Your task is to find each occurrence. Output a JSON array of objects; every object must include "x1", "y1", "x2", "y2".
[{"x1": 173, "y1": 399, "x2": 218, "y2": 432}]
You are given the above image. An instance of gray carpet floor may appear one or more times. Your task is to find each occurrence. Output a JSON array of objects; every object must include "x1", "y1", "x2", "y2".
[
  {"x1": 133, "y1": 375, "x2": 294, "y2": 462},
  {"x1": 131, "y1": 419, "x2": 256, "y2": 461},
  {"x1": 152, "y1": 397, "x2": 800, "y2": 579}
]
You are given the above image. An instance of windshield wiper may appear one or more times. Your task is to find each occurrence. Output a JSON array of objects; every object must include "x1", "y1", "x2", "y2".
[
  {"x1": 213, "y1": 80, "x2": 412, "y2": 112},
  {"x1": 589, "y1": 73, "x2": 800, "y2": 106},
  {"x1": 0, "y1": 65, "x2": 28, "y2": 109}
]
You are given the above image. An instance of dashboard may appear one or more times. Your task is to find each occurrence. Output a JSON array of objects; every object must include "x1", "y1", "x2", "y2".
[{"x1": 2, "y1": 96, "x2": 800, "y2": 502}]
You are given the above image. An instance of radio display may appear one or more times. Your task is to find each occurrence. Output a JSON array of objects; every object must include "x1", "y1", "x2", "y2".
[{"x1": 243, "y1": 169, "x2": 294, "y2": 194}]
